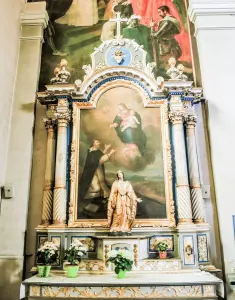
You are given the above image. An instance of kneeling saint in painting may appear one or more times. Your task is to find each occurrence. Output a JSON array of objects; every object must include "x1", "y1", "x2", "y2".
[
  {"x1": 78, "y1": 140, "x2": 115, "y2": 217},
  {"x1": 107, "y1": 171, "x2": 142, "y2": 233},
  {"x1": 110, "y1": 103, "x2": 146, "y2": 158}
]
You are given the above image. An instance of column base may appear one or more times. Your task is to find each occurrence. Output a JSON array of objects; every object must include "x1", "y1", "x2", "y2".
[
  {"x1": 178, "y1": 218, "x2": 193, "y2": 224},
  {"x1": 38, "y1": 220, "x2": 51, "y2": 227},
  {"x1": 193, "y1": 218, "x2": 205, "y2": 224},
  {"x1": 50, "y1": 220, "x2": 67, "y2": 228}
]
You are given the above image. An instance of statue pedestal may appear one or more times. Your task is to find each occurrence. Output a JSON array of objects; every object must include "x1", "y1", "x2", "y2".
[{"x1": 95, "y1": 235, "x2": 150, "y2": 267}]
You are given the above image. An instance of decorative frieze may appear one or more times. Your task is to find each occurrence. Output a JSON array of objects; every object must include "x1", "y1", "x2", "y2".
[{"x1": 28, "y1": 284, "x2": 216, "y2": 299}]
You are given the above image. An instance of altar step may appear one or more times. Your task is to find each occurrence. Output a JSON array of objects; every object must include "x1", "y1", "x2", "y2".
[{"x1": 77, "y1": 258, "x2": 182, "y2": 272}]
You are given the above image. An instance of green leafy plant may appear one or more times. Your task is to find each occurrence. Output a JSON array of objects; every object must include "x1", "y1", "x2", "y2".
[
  {"x1": 107, "y1": 250, "x2": 133, "y2": 274},
  {"x1": 36, "y1": 242, "x2": 59, "y2": 265},
  {"x1": 64, "y1": 240, "x2": 87, "y2": 265},
  {"x1": 155, "y1": 241, "x2": 169, "y2": 252}
]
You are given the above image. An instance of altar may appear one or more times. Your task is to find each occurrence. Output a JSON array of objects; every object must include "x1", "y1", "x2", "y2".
[
  {"x1": 22, "y1": 271, "x2": 223, "y2": 299},
  {"x1": 22, "y1": 6, "x2": 224, "y2": 300}
]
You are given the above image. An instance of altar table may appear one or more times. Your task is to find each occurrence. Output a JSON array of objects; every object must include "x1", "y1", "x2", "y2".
[{"x1": 21, "y1": 270, "x2": 223, "y2": 299}]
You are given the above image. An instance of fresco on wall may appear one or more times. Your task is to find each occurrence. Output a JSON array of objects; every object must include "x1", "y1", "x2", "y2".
[
  {"x1": 38, "y1": 0, "x2": 193, "y2": 90},
  {"x1": 77, "y1": 87, "x2": 167, "y2": 220}
]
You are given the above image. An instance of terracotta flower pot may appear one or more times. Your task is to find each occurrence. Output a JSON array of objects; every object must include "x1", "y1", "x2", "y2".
[{"x1": 159, "y1": 251, "x2": 167, "y2": 259}]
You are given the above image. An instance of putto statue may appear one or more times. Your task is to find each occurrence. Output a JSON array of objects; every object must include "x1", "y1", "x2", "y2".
[
  {"x1": 166, "y1": 57, "x2": 188, "y2": 81},
  {"x1": 50, "y1": 59, "x2": 71, "y2": 84},
  {"x1": 166, "y1": 57, "x2": 178, "y2": 80},
  {"x1": 107, "y1": 171, "x2": 142, "y2": 234}
]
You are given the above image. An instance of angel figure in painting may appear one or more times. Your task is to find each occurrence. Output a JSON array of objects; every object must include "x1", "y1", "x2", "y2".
[
  {"x1": 110, "y1": 103, "x2": 146, "y2": 158},
  {"x1": 107, "y1": 171, "x2": 142, "y2": 234}
]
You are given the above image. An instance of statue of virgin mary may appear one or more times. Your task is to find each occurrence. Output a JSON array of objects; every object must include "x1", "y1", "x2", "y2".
[{"x1": 107, "y1": 171, "x2": 142, "y2": 233}]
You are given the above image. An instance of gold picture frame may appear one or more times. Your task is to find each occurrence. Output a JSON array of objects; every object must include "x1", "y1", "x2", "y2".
[{"x1": 68, "y1": 81, "x2": 175, "y2": 229}]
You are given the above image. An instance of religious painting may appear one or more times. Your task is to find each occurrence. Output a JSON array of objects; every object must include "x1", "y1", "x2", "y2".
[
  {"x1": 71, "y1": 237, "x2": 95, "y2": 252},
  {"x1": 149, "y1": 235, "x2": 174, "y2": 252},
  {"x1": 38, "y1": 0, "x2": 193, "y2": 90},
  {"x1": 70, "y1": 86, "x2": 173, "y2": 227}
]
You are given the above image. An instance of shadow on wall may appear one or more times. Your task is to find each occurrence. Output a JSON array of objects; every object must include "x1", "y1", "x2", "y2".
[{"x1": 0, "y1": 259, "x2": 23, "y2": 300}]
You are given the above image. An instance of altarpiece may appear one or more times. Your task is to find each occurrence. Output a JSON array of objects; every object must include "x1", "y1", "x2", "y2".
[{"x1": 22, "y1": 12, "x2": 223, "y2": 300}]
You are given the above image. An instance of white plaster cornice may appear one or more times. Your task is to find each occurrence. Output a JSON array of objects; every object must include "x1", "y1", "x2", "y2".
[
  {"x1": 188, "y1": 0, "x2": 235, "y2": 36},
  {"x1": 21, "y1": 2, "x2": 49, "y2": 29},
  {"x1": 188, "y1": 0, "x2": 235, "y2": 23},
  {"x1": 20, "y1": 36, "x2": 45, "y2": 42}
]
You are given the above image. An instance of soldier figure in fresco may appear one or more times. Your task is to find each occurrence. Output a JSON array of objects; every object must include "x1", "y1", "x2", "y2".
[{"x1": 150, "y1": 5, "x2": 182, "y2": 65}]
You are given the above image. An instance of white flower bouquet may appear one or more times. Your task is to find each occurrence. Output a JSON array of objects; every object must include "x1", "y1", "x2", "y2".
[
  {"x1": 64, "y1": 240, "x2": 87, "y2": 265},
  {"x1": 36, "y1": 241, "x2": 59, "y2": 265}
]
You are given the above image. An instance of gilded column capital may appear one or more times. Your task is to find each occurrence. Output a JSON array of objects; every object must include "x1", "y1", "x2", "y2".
[
  {"x1": 55, "y1": 99, "x2": 71, "y2": 125},
  {"x1": 185, "y1": 115, "x2": 197, "y2": 129},
  {"x1": 169, "y1": 111, "x2": 185, "y2": 125},
  {"x1": 55, "y1": 112, "x2": 71, "y2": 125},
  {"x1": 43, "y1": 118, "x2": 57, "y2": 130}
]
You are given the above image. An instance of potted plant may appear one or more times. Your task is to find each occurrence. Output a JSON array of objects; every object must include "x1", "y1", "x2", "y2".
[
  {"x1": 36, "y1": 242, "x2": 59, "y2": 277},
  {"x1": 155, "y1": 241, "x2": 168, "y2": 259},
  {"x1": 64, "y1": 240, "x2": 87, "y2": 278},
  {"x1": 107, "y1": 249, "x2": 133, "y2": 279}
]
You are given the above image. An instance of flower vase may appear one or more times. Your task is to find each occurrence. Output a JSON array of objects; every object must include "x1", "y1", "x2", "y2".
[
  {"x1": 117, "y1": 269, "x2": 127, "y2": 279},
  {"x1": 37, "y1": 265, "x2": 51, "y2": 277},
  {"x1": 67, "y1": 265, "x2": 79, "y2": 278},
  {"x1": 44, "y1": 266, "x2": 51, "y2": 277},
  {"x1": 159, "y1": 251, "x2": 167, "y2": 259},
  {"x1": 37, "y1": 266, "x2": 45, "y2": 277}
]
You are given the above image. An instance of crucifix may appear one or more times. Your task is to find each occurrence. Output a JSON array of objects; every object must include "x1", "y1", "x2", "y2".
[{"x1": 110, "y1": 12, "x2": 128, "y2": 40}]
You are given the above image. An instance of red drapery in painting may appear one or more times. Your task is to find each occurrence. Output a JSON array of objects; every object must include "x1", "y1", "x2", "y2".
[{"x1": 131, "y1": 0, "x2": 191, "y2": 62}]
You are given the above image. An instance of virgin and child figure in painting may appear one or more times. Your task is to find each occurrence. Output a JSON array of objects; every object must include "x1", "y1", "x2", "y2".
[
  {"x1": 110, "y1": 103, "x2": 146, "y2": 158},
  {"x1": 108, "y1": 171, "x2": 142, "y2": 234},
  {"x1": 77, "y1": 88, "x2": 167, "y2": 221}
]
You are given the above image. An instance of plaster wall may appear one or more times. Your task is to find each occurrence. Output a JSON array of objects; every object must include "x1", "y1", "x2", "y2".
[
  {"x1": 188, "y1": 0, "x2": 235, "y2": 297},
  {"x1": 0, "y1": 1, "x2": 25, "y2": 299},
  {"x1": 0, "y1": 2, "x2": 47, "y2": 300}
]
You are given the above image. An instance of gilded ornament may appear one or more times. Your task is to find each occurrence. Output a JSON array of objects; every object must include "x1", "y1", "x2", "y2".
[{"x1": 133, "y1": 244, "x2": 138, "y2": 267}]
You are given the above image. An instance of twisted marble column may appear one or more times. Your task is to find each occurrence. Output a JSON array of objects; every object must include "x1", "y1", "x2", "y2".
[
  {"x1": 53, "y1": 99, "x2": 71, "y2": 226},
  {"x1": 41, "y1": 118, "x2": 56, "y2": 225},
  {"x1": 169, "y1": 99, "x2": 193, "y2": 224},
  {"x1": 185, "y1": 115, "x2": 205, "y2": 223}
]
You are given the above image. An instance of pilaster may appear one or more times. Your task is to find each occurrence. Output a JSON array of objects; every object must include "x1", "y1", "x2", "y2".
[{"x1": 2, "y1": 1, "x2": 48, "y2": 255}]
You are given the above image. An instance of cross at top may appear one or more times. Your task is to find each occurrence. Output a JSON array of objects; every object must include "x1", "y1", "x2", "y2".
[{"x1": 110, "y1": 12, "x2": 128, "y2": 40}]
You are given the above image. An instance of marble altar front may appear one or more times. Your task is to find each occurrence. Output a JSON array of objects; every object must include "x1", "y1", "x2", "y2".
[{"x1": 22, "y1": 271, "x2": 223, "y2": 299}]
